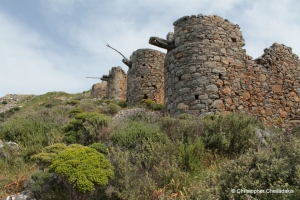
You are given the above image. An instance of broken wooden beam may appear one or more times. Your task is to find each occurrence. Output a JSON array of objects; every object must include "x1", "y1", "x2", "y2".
[
  {"x1": 101, "y1": 75, "x2": 109, "y2": 81},
  {"x1": 149, "y1": 37, "x2": 175, "y2": 50}
]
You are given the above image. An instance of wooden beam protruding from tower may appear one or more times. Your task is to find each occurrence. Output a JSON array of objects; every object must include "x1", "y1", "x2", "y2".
[{"x1": 149, "y1": 37, "x2": 175, "y2": 50}]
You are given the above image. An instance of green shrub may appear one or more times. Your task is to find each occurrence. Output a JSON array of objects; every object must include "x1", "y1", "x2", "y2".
[
  {"x1": 63, "y1": 112, "x2": 111, "y2": 145},
  {"x1": 94, "y1": 99, "x2": 108, "y2": 106},
  {"x1": 28, "y1": 171, "x2": 66, "y2": 200},
  {"x1": 0, "y1": 107, "x2": 70, "y2": 159},
  {"x1": 49, "y1": 145, "x2": 114, "y2": 193},
  {"x1": 193, "y1": 131, "x2": 300, "y2": 200},
  {"x1": 111, "y1": 121, "x2": 168, "y2": 148},
  {"x1": 140, "y1": 99, "x2": 164, "y2": 111},
  {"x1": 117, "y1": 100, "x2": 127, "y2": 108},
  {"x1": 2, "y1": 100, "x2": 8, "y2": 104},
  {"x1": 99, "y1": 102, "x2": 121, "y2": 115},
  {"x1": 152, "y1": 103, "x2": 164, "y2": 110},
  {"x1": 40, "y1": 99, "x2": 62, "y2": 108},
  {"x1": 0, "y1": 107, "x2": 20, "y2": 123},
  {"x1": 177, "y1": 113, "x2": 196, "y2": 120},
  {"x1": 65, "y1": 99, "x2": 79, "y2": 106},
  {"x1": 160, "y1": 117, "x2": 203, "y2": 142},
  {"x1": 179, "y1": 137, "x2": 205, "y2": 173},
  {"x1": 31, "y1": 143, "x2": 67, "y2": 169},
  {"x1": 124, "y1": 109, "x2": 161, "y2": 124},
  {"x1": 31, "y1": 144, "x2": 114, "y2": 200},
  {"x1": 201, "y1": 113, "x2": 260, "y2": 155},
  {"x1": 89, "y1": 142, "x2": 107, "y2": 154},
  {"x1": 141, "y1": 99, "x2": 155, "y2": 109},
  {"x1": 107, "y1": 103, "x2": 121, "y2": 115},
  {"x1": 107, "y1": 141, "x2": 184, "y2": 199},
  {"x1": 68, "y1": 108, "x2": 83, "y2": 118},
  {"x1": 77, "y1": 99, "x2": 98, "y2": 112}
]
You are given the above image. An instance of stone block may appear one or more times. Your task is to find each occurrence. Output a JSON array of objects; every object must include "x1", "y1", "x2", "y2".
[
  {"x1": 212, "y1": 100, "x2": 224, "y2": 109},
  {"x1": 206, "y1": 85, "x2": 218, "y2": 93},
  {"x1": 177, "y1": 103, "x2": 189, "y2": 110}
]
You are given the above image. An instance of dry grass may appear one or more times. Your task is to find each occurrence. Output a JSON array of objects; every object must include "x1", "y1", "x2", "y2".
[{"x1": 0, "y1": 163, "x2": 36, "y2": 198}]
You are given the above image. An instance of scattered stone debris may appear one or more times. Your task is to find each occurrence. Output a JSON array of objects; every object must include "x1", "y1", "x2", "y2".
[
  {"x1": 2, "y1": 190, "x2": 35, "y2": 200},
  {"x1": 0, "y1": 94, "x2": 36, "y2": 113}
]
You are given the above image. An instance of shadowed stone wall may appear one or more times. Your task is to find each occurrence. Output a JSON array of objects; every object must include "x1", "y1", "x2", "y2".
[
  {"x1": 91, "y1": 81, "x2": 107, "y2": 98},
  {"x1": 125, "y1": 49, "x2": 165, "y2": 106},
  {"x1": 102, "y1": 66, "x2": 127, "y2": 100}
]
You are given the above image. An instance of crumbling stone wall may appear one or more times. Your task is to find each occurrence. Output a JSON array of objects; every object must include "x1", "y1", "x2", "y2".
[
  {"x1": 125, "y1": 49, "x2": 165, "y2": 106},
  {"x1": 150, "y1": 14, "x2": 300, "y2": 127},
  {"x1": 239, "y1": 43, "x2": 300, "y2": 126},
  {"x1": 101, "y1": 67, "x2": 126, "y2": 100},
  {"x1": 91, "y1": 81, "x2": 107, "y2": 98}
]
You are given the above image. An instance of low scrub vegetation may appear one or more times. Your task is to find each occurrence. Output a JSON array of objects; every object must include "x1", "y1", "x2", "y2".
[{"x1": 0, "y1": 91, "x2": 300, "y2": 199}]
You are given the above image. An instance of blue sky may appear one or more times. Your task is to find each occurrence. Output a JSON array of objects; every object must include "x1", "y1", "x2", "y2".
[{"x1": 0, "y1": 0, "x2": 299, "y2": 97}]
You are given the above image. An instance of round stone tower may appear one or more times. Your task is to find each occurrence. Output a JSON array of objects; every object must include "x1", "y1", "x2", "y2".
[
  {"x1": 102, "y1": 66, "x2": 127, "y2": 100},
  {"x1": 125, "y1": 49, "x2": 165, "y2": 106},
  {"x1": 162, "y1": 14, "x2": 248, "y2": 116}
]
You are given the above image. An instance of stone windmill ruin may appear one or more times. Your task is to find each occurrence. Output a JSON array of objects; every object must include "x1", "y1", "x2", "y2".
[
  {"x1": 149, "y1": 14, "x2": 300, "y2": 126},
  {"x1": 106, "y1": 44, "x2": 165, "y2": 106},
  {"x1": 88, "y1": 14, "x2": 300, "y2": 127}
]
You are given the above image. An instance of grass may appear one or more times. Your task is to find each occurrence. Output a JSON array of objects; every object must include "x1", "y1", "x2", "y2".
[
  {"x1": 0, "y1": 161, "x2": 36, "y2": 198},
  {"x1": 1, "y1": 91, "x2": 300, "y2": 199}
]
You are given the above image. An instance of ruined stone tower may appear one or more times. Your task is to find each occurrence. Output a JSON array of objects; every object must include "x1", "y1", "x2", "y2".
[
  {"x1": 91, "y1": 81, "x2": 107, "y2": 98},
  {"x1": 122, "y1": 49, "x2": 165, "y2": 106},
  {"x1": 150, "y1": 14, "x2": 247, "y2": 116},
  {"x1": 150, "y1": 14, "x2": 300, "y2": 126},
  {"x1": 101, "y1": 66, "x2": 127, "y2": 100}
]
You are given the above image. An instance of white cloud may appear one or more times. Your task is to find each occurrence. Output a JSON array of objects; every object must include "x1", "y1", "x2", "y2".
[
  {"x1": 1, "y1": 0, "x2": 300, "y2": 97},
  {"x1": 0, "y1": 13, "x2": 83, "y2": 96},
  {"x1": 232, "y1": 0, "x2": 300, "y2": 58}
]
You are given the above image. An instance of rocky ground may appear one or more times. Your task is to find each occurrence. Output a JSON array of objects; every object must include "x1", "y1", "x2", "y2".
[{"x1": 0, "y1": 94, "x2": 36, "y2": 113}]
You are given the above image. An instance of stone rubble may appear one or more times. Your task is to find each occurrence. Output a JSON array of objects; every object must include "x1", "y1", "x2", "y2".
[{"x1": 0, "y1": 94, "x2": 35, "y2": 113}]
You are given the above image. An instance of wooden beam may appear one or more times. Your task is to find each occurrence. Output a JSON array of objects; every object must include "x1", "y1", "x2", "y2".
[{"x1": 149, "y1": 37, "x2": 175, "y2": 50}]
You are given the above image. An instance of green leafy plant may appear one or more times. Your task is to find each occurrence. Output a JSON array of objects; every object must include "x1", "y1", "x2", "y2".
[
  {"x1": 140, "y1": 99, "x2": 164, "y2": 111},
  {"x1": 152, "y1": 103, "x2": 164, "y2": 110},
  {"x1": 117, "y1": 100, "x2": 127, "y2": 108},
  {"x1": 111, "y1": 121, "x2": 167, "y2": 148},
  {"x1": 63, "y1": 112, "x2": 111, "y2": 145},
  {"x1": 68, "y1": 108, "x2": 83, "y2": 118},
  {"x1": 49, "y1": 145, "x2": 114, "y2": 193},
  {"x1": 89, "y1": 142, "x2": 107, "y2": 154},
  {"x1": 0, "y1": 107, "x2": 71, "y2": 159},
  {"x1": 179, "y1": 137, "x2": 205, "y2": 173},
  {"x1": 65, "y1": 99, "x2": 80, "y2": 106},
  {"x1": 31, "y1": 144, "x2": 114, "y2": 200},
  {"x1": 201, "y1": 113, "x2": 260, "y2": 155}
]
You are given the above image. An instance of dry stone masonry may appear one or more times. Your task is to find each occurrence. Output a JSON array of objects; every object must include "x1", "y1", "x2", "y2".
[
  {"x1": 150, "y1": 14, "x2": 300, "y2": 127},
  {"x1": 123, "y1": 49, "x2": 165, "y2": 106},
  {"x1": 91, "y1": 81, "x2": 107, "y2": 98},
  {"x1": 101, "y1": 66, "x2": 127, "y2": 100},
  {"x1": 243, "y1": 43, "x2": 300, "y2": 126}
]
